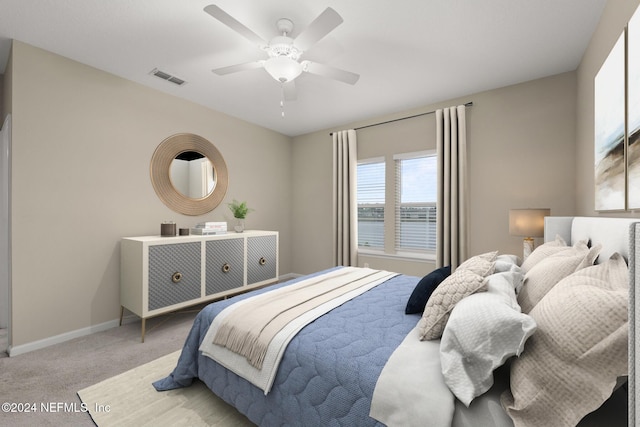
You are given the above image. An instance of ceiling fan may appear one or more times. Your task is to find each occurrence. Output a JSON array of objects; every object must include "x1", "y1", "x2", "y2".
[{"x1": 204, "y1": 5, "x2": 359, "y2": 100}]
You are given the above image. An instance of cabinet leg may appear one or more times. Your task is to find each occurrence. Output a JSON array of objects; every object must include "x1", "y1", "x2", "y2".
[
  {"x1": 141, "y1": 318, "x2": 146, "y2": 343},
  {"x1": 119, "y1": 306, "x2": 124, "y2": 326}
]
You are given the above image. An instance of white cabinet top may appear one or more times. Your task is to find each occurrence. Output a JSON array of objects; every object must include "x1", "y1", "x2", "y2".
[{"x1": 123, "y1": 230, "x2": 277, "y2": 243}]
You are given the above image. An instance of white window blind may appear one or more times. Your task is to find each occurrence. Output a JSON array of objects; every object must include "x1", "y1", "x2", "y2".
[
  {"x1": 357, "y1": 159, "x2": 385, "y2": 249},
  {"x1": 395, "y1": 152, "x2": 437, "y2": 252}
]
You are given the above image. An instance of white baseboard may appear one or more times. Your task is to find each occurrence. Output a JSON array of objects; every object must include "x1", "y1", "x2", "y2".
[
  {"x1": 8, "y1": 273, "x2": 303, "y2": 357},
  {"x1": 7, "y1": 319, "x2": 121, "y2": 357}
]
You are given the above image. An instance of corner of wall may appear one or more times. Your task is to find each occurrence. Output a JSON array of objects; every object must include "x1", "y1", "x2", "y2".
[
  {"x1": 0, "y1": 73, "x2": 4, "y2": 123},
  {"x1": 2, "y1": 41, "x2": 13, "y2": 122}
]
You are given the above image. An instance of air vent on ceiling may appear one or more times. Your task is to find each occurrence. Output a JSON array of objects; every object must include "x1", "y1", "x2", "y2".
[{"x1": 150, "y1": 68, "x2": 186, "y2": 86}]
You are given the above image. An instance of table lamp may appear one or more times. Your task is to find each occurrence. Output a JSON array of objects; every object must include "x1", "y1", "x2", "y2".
[{"x1": 509, "y1": 208, "x2": 550, "y2": 259}]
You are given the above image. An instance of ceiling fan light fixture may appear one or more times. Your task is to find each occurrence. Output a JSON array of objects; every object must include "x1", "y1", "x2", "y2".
[{"x1": 264, "y1": 56, "x2": 302, "y2": 83}]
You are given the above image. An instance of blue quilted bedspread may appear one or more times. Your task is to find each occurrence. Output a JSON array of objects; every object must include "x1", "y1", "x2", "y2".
[{"x1": 153, "y1": 268, "x2": 422, "y2": 426}]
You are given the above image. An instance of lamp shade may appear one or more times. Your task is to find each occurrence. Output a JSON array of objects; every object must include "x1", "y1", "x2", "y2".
[
  {"x1": 509, "y1": 208, "x2": 550, "y2": 237},
  {"x1": 264, "y1": 56, "x2": 302, "y2": 83}
]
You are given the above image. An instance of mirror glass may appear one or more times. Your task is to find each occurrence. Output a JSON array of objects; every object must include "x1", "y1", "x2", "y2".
[
  {"x1": 170, "y1": 151, "x2": 216, "y2": 199},
  {"x1": 150, "y1": 134, "x2": 228, "y2": 216}
]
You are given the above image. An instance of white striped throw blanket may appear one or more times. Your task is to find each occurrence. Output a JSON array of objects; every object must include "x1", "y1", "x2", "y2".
[{"x1": 211, "y1": 267, "x2": 398, "y2": 370}]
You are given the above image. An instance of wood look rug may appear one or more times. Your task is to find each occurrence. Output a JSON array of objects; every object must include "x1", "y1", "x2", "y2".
[{"x1": 77, "y1": 351, "x2": 254, "y2": 427}]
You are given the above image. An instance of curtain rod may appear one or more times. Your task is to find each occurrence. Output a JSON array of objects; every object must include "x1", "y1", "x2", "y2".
[{"x1": 329, "y1": 101, "x2": 473, "y2": 135}]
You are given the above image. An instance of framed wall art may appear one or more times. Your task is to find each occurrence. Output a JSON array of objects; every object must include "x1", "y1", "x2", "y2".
[
  {"x1": 594, "y1": 3, "x2": 640, "y2": 211},
  {"x1": 594, "y1": 33, "x2": 625, "y2": 211},
  {"x1": 628, "y1": 6, "x2": 640, "y2": 209}
]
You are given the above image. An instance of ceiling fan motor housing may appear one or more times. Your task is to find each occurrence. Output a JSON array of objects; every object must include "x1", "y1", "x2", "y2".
[
  {"x1": 265, "y1": 19, "x2": 303, "y2": 83},
  {"x1": 267, "y1": 35, "x2": 301, "y2": 60}
]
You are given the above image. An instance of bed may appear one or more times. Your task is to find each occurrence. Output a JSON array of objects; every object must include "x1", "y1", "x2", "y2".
[{"x1": 153, "y1": 216, "x2": 637, "y2": 427}]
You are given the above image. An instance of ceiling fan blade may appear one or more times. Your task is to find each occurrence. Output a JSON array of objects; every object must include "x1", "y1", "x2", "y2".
[
  {"x1": 294, "y1": 7, "x2": 343, "y2": 51},
  {"x1": 204, "y1": 5, "x2": 267, "y2": 48},
  {"x1": 212, "y1": 61, "x2": 264, "y2": 75},
  {"x1": 282, "y1": 81, "x2": 297, "y2": 101},
  {"x1": 303, "y1": 61, "x2": 359, "y2": 85}
]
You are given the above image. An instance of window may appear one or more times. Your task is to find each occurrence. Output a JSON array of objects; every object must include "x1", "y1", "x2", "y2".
[
  {"x1": 395, "y1": 152, "x2": 437, "y2": 253},
  {"x1": 357, "y1": 159, "x2": 385, "y2": 249},
  {"x1": 356, "y1": 151, "x2": 437, "y2": 258}
]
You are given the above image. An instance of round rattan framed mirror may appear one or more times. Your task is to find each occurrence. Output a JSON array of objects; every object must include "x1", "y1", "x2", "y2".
[{"x1": 150, "y1": 133, "x2": 228, "y2": 216}]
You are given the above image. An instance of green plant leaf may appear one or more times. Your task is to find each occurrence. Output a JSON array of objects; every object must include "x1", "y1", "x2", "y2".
[{"x1": 227, "y1": 199, "x2": 253, "y2": 219}]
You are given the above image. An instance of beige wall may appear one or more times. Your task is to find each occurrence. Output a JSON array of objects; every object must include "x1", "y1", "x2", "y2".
[
  {"x1": 9, "y1": 0, "x2": 640, "y2": 350},
  {"x1": 291, "y1": 72, "x2": 577, "y2": 276},
  {"x1": 8, "y1": 41, "x2": 293, "y2": 347},
  {"x1": 576, "y1": 0, "x2": 640, "y2": 215}
]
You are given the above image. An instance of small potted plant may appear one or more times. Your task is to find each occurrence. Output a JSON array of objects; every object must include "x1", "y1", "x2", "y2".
[{"x1": 227, "y1": 199, "x2": 253, "y2": 233}]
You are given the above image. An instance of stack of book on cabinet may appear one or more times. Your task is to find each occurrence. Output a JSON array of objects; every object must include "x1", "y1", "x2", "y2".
[{"x1": 191, "y1": 222, "x2": 227, "y2": 235}]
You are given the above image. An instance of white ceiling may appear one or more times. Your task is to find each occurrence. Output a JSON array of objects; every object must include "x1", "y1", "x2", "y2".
[{"x1": 0, "y1": 0, "x2": 607, "y2": 137}]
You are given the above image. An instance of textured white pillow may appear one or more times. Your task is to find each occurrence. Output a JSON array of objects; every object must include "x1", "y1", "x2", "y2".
[
  {"x1": 518, "y1": 242, "x2": 601, "y2": 313},
  {"x1": 520, "y1": 235, "x2": 567, "y2": 273},
  {"x1": 502, "y1": 253, "x2": 628, "y2": 427},
  {"x1": 457, "y1": 251, "x2": 498, "y2": 274},
  {"x1": 417, "y1": 269, "x2": 486, "y2": 340},
  {"x1": 440, "y1": 268, "x2": 536, "y2": 406},
  {"x1": 418, "y1": 254, "x2": 496, "y2": 341}
]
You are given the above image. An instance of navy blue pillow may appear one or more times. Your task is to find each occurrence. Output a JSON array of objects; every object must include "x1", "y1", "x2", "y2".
[{"x1": 405, "y1": 266, "x2": 452, "y2": 314}]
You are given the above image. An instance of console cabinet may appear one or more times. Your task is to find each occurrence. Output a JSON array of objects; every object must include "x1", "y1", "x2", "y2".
[{"x1": 120, "y1": 230, "x2": 278, "y2": 341}]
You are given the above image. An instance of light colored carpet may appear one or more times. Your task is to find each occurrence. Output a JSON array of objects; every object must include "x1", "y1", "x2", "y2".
[{"x1": 77, "y1": 350, "x2": 254, "y2": 427}]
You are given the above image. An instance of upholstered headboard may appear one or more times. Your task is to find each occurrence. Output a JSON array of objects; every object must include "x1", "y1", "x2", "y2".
[
  {"x1": 544, "y1": 216, "x2": 639, "y2": 427},
  {"x1": 544, "y1": 216, "x2": 639, "y2": 263}
]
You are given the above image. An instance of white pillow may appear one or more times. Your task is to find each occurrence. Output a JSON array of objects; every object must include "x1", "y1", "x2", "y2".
[
  {"x1": 494, "y1": 254, "x2": 520, "y2": 273},
  {"x1": 518, "y1": 242, "x2": 601, "y2": 313},
  {"x1": 440, "y1": 268, "x2": 536, "y2": 406},
  {"x1": 520, "y1": 235, "x2": 567, "y2": 273},
  {"x1": 502, "y1": 253, "x2": 628, "y2": 427}
]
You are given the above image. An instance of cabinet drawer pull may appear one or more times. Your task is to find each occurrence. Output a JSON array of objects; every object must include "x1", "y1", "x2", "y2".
[
  {"x1": 222, "y1": 263, "x2": 231, "y2": 273},
  {"x1": 259, "y1": 257, "x2": 267, "y2": 266},
  {"x1": 171, "y1": 272, "x2": 183, "y2": 283}
]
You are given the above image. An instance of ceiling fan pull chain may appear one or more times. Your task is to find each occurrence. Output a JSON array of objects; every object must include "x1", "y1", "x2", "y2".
[{"x1": 280, "y1": 85, "x2": 286, "y2": 118}]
